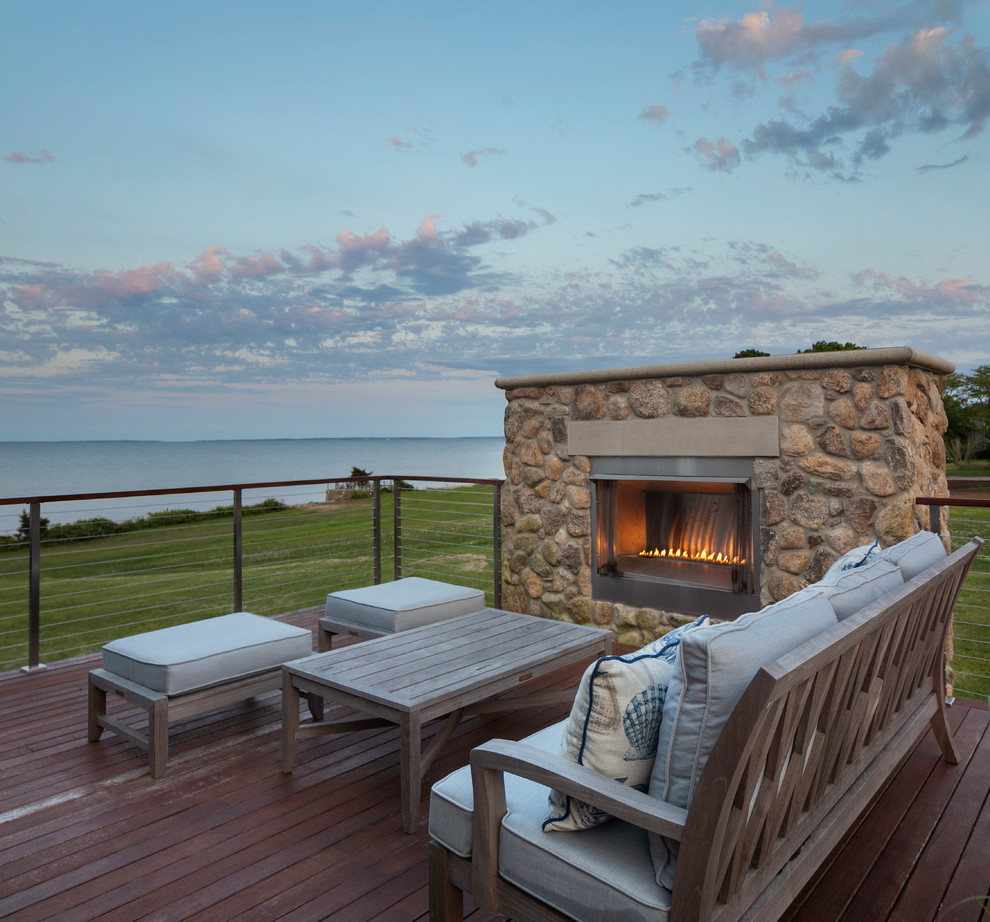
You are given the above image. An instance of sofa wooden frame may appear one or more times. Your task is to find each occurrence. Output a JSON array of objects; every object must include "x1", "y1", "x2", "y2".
[{"x1": 429, "y1": 537, "x2": 983, "y2": 922}]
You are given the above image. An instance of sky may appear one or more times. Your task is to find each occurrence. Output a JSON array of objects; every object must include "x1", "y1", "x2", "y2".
[{"x1": 2, "y1": 0, "x2": 989, "y2": 442}]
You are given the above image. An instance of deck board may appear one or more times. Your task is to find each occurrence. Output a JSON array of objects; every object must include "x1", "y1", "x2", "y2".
[{"x1": 1, "y1": 608, "x2": 988, "y2": 922}]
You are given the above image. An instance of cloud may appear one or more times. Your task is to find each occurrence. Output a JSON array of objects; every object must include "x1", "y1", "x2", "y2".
[
  {"x1": 387, "y1": 136, "x2": 413, "y2": 150},
  {"x1": 461, "y1": 147, "x2": 507, "y2": 167},
  {"x1": 739, "y1": 26, "x2": 990, "y2": 176},
  {"x1": 692, "y1": 137, "x2": 741, "y2": 171},
  {"x1": 5, "y1": 148, "x2": 55, "y2": 164},
  {"x1": 638, "y1": 104, "x2": 671, "y2": 125},
  {"x1": 915, "y1": 153, "x2": 970, "y2": 171},
  {"x1": 692, "y1": 0, "x2": 966, "y2": 73}
]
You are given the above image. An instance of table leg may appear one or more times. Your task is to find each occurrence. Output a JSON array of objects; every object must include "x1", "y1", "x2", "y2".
[
  {"x1": 281, "y1": 671, "x2": 300, "y2": 773},
  {"x1": 399, "y1": 712, "x2": 422, "y2": 834}
]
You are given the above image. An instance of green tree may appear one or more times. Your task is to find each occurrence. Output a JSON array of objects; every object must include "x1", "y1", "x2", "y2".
[
  {"x1": 796, "y1": 341, "x2": 866, "y2": 353},
  {"x1": 733, "y1": 348, "x2": 771, "y2": 358}
]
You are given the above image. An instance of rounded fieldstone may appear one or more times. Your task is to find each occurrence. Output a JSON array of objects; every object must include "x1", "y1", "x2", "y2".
[
  {"x1": 724, "y1": 373, "x2": 749, "y2": 397},
  {"x1": 608, "y1": 395, "x2": 631, "y2": 420},
  {"x1": 504, "y1": 403, "x2": 528, "y2": 440},
  {"x1": 567, "y1": 509, "x2": 590, "y2": 537},
  {"x1": 822, "y1": 370, "x2": 853, "y2": 393},
  {"x1": 779, "y1": 551, "x2": 811, "y2": 575},
  {"x1": 550, "y1": 417, "x2": 568, "y2": 443},
  {"x1": 541, "y1": 539, "x2": 560, "y2": 566},
  {"x1": 540, "y1": 506, "x2": 567, "y2": 535},
  {"x1": 861, "y1": 402, "x2": 891, "y2": 430},
  {"x1": 522, "y1": 569, "x2": 544, "y2": 598},
  {"x1": 846, "y1": 496, "x2": 880, "y2": 534},
  {"x1": 781, "y1": 470, "x2": 806, "y2": 496},
  {"x1": 766, "y1": 570, "x2": 803, "y2": 602},
  {"x1": 559, "y1": 544, "x2": 583, "y2": 573},
  {"x1": 566, "y1": 596, "x2": 592, "y2": 625},
  {"x1": 780, "y1": 425, "x2": 815, "y2": 456},
  {"x1": 754, "y1": 372, "x2": 783, "y2": 386},
  {"x1": 878, "y1": 365, "x2": 908, "y2": 398},
  {"x1": 828, "y1": 397, "x2": 858, "y2": 430},
  {"x1": 763, "y1": 491, "x2": 787, "y2": 525},
  {"x1": 565, "y1": 485, "x2": 591, "y2": 509},
  {"x1": 798, "y1": 453, "x2": 858, "y2": 480},
  {"x1": 673, "y1": 384, "x2": 711, "y2": 417},
  {"x1": 780, "y1": 528, "x2": 807, "y2": 549},
  {"x1": 817, "y1": 425, "x2": 850, "y2": 457},
  {"x1": 804, "y1": 547, "x2": 837, "y2": 583},
  {"x1": 749, "y1": 388, "x2": 779, "y2": 415},
  {"x1": 876, "y1": 496, "x2": 915, "y2": 545},
  {"x1": 713, "y1": 395, "x2": 746, "y2": 417},
  {"x1": 861, "y1": 462, "x2": 896, "y2": 496},
  {"x1": 853, "y1": 383, "x2": 873, "y2": 411},
  {"x1": 790, "y1": 493, "x2": 830, "y2": 530},
  {"x1": 890, "y1": 397, "x2": 913, "y2": 436},
  {"x1": 827, "y1": 525, "x2": 857, "y2": 555},
  {"x1": 628, "y1": 380, "x2": 671, "y2": 418},
  {"x1": 781, "y1": 383, "x2": 825, "y2": 421},
  {"x1": 701, "y1": 374, "x2": 725, "y2": 390},
  {"x1": 573, "y1": 385, "x2": 606, "y2": 420},
  {"x1": 520, "y1": 442, "x2": 543, "y2": 467},
  {"x1": 851, "y1": 431, "x2": 883, "y2": 460},
  {"x1": 544, "y1": 453, "x2": 564, "y2": 482},
  {"x1": 516, "y1": 514, "x2": 542, "y2": 533},
  {"x1": 508, "y1": 550, "x2": 529, "y2": 573}
]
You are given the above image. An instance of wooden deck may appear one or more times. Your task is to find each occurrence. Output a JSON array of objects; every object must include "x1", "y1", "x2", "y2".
[{"x1": 1, "y1": 608, "x2": 988, "y2": 922}]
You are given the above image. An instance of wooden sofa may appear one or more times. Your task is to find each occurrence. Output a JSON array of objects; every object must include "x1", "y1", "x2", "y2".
[{"x1": 428, "y1": 534, "x2": 983, "y2": 922}]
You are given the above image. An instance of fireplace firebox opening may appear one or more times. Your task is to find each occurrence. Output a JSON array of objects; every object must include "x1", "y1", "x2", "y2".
[{"x1": 591, "y1": 462, "x2": 761, "y2": 619}]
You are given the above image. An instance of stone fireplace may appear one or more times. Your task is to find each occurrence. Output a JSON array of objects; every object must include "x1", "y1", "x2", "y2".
[{"x1": 497, "y1": 347, "x2": 952, "y2": 646}]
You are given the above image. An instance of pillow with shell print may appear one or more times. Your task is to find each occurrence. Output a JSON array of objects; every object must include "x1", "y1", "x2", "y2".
[{"x1": 542, "y1": 616, "x2": 709, "y2": 832}]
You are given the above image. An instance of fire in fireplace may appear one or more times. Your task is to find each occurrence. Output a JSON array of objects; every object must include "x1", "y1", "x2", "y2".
[{"x1": 591, "y1": 461, "x2": 760, "y2": 619}]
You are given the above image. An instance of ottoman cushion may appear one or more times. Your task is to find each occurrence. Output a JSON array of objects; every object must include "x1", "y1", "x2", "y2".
[
  {"x1": 101, "y1": 612, "x2": 313, "y2": 695},
  {"x1": 324, "y1": 577, "x2": 485, "y2": 634}
]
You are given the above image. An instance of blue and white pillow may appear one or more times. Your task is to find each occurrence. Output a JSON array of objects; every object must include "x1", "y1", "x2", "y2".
[
  {"x1": 543, "y1": 616, "x2": 708, "y2": 832},
  {"x1": 819, "y1": 539, "x2": 880, "y2": 584}
]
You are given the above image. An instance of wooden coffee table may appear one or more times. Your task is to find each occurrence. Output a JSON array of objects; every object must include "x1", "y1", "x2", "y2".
[{"x1": 281, "y1": 608, "x2": 611, "y2": 832}]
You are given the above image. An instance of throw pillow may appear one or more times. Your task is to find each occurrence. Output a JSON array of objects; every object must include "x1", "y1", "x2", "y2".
[
  {"x1": 816, "y1": 557, "x2": 903, "y2": 621},
  {"x1": 878, "y1": 530, "x2": 947, "y2": 580},
  {"x1": 543, "y1": 616, "x2": 708, "y2": 832}
]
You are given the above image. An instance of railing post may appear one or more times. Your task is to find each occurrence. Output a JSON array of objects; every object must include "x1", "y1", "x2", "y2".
[
  {"x1": 233, "y1": 489, "x2": 243, "y2": 611},
  {"x1": 373, "y1": 480, "x2": 382, "y2": 584},
  {"x1": 492, "y1": 483, "x2": 503, "y2": 609},
  {"x1": 929, "y1": 502, "x2": 940, "y2": 535},
  {"x1": 23, "y1": 501, "x2": 46, "y2": 673},
  {"x1": 392, "y1": 480, "x2": 402, "y2": 579},
  {"x1": 393, "y1": 479, "x2": 402, "y2": 581}
]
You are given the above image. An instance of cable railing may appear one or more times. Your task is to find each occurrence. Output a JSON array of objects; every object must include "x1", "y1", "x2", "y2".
[
  {"x1": 0, "y1": 475, "x2": 502, "y2": 673},
  {"x1": 918, "y1": 496, "x2": 990, "y2": 703}
]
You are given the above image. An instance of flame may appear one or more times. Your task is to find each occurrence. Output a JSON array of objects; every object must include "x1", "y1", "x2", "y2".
[{"x1": 639, "y1": 546, "x2": 744, "y2": 566}]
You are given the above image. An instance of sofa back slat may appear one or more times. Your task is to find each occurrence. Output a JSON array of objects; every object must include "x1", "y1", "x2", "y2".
[{"x1": 672, "y1": 537, "x2": 982, "y2": 922}]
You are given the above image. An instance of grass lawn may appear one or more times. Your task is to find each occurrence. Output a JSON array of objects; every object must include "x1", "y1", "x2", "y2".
[
  {"x1": 0, "y1": 485, "x2": 499, "y2": 671},
  {"x1": 946, "y1": 505, "x2": 990, "y2": 703}
]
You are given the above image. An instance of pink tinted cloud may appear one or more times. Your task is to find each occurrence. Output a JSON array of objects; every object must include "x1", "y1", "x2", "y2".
[
  {"x1": 693, "y1": 136, "x2": 741, "y2": 171},
  {"x1": 855, "y1": 269, "x2": 987, "y2": 306},
  {"x1": 388, "y1": 136, "x2": 413, "y2": 150},
  {"x1": 228, "y1": 251, "x2": 285, "y2": 280},
  {"x1": 190, "y1": 246, "x2": 230, "y2": 284},
  {"x1": 5, "y1": 148, "x2": 55, "y2": 164},
  {"x1": 461, "y1": 147, "x2": 506, "y2": 167},
  {"x1": 638, "y1": 104, "x2": 671, "y2": 125}
]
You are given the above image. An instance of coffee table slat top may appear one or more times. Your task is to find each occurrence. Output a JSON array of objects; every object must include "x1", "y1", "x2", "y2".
[{"x1": 282, "y1": 608, "x2": 608, "y2": 714}]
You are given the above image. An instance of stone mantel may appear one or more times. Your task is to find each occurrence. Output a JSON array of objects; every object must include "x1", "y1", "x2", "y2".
[{"x1": 495, "y1": 347, "x2": 953, "y2": 390}]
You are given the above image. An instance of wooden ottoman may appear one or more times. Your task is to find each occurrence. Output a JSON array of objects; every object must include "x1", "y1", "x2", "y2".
[
  {"x1": 318, "y1": 577, "x2": 486, "y2": 651},
  {"x1": 88, "y1": 612, "x2": 315, "y2": 776}
]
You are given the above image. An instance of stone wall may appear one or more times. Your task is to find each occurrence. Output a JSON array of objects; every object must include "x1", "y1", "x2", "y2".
[{"x1": 496, "y1": 348, "x2": 952, "y2": 647}]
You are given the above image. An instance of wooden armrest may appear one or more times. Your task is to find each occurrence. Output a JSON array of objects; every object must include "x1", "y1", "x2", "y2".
[{"x1": 469, "y1": 738, "x2": 687, "y2": 912}]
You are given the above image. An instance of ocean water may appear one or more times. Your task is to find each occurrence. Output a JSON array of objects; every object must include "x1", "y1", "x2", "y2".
[{"x1": 0, "y1": 437, "x2": 505, "y2": 532}]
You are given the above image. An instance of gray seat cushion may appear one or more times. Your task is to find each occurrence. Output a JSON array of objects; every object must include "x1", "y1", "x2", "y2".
[
  {"x1": 102, "y1": 612, "x2": 312, "y2": 695},
  {"x1": 429, "y1": 721, "x2": 672, "y2": 922},
  {"x1": 324, "y1": 577, "x2": 485, "y2": 633}
]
